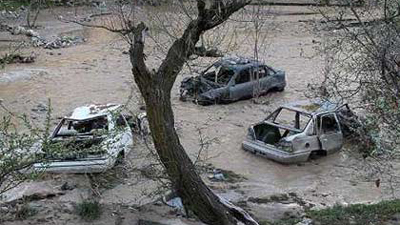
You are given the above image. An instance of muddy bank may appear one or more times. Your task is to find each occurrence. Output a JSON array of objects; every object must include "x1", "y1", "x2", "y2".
[{"x1": 0, "y1": 4, "x2": 399, "y2": 225}]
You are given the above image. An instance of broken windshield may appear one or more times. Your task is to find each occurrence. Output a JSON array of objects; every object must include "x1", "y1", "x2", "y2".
[
  {"x1": 202, "y1": 65, "x2": 235, "y2": 85},
  {"x1": 55, "y1": 116, "x2": 109, "y2": 137},
  {"x1": 267, "y1": 108, "x2": 311, "y2": 131}
]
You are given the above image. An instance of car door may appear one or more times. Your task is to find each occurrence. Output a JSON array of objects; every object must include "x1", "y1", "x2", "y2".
[
  {"x1": 229, "y1": 68, "x2": 254, "y2": 100},
  {"x1": 116, "y1": 114, "x2": 133, "y2": 154},
  {"x1": 255, "y1": 66, "x2": 272, "y2": 94},
  {"x1": 317, "y1": 113, "x2": 343, "y2": 153}
]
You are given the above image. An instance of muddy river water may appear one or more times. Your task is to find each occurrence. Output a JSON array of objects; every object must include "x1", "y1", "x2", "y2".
[{"x1": 0, "y1": 5, "x2": 399, "y2": 224}]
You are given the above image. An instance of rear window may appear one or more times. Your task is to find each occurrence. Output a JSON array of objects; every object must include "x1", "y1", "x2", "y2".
[{"x1": 268, "y1": 108, "x2": 311, "y2": 131}]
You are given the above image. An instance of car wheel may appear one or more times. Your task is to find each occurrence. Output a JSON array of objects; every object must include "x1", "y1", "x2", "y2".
[
  {"x1": 115, "y1": 151, "x2": 125, "y2": 166},
  {"x1": 275, "y1": 86, "x2": 285, "y2": 92}
]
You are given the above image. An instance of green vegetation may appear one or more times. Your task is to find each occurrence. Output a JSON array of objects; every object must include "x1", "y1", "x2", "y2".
[
  {"x1": 0, "y1": 0, "x2": 29, "y2": 10},
  {"x1": 15, "y1": 203, "x2": 37, "y2": 220},
  {"x1": 259, "y1": 218, "x2": 302, "y2": 225},
  {"x1": 308, "y1": 200, "x2": 400, "y2": 225},
  {"x1": 75, "y1": 200, "x2": 102, "y2": 221},
  {"x1": 257, "y1": 199, "x2": 400, "y2": 225}
]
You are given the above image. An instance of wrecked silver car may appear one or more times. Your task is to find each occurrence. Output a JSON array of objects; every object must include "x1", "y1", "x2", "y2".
[
  {"x1": 242, "y1": 100, "x2": 353, "y2": 163},
  {"x1": 180, "y1": 57, "x2": 286, "y2": 105},
  {"x1": 33, "y1": 104, "x2": 142, "y2": 173}
]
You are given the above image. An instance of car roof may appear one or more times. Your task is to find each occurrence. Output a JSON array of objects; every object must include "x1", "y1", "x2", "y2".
[
  {"x1": 214, "y1": 57, "x2": 263, "y2": 69},
  {"x1": 282, "y1": 99, "x2": 345, "y2": 116},
  {"x1": 65, "y1": 104, "x2": 122, "y2": 120}
]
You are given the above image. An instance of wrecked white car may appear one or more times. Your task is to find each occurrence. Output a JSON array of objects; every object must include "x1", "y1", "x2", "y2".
[
  {"x1": 242, "y1": 100, "x2": 353, "y2": 163},
  {"x1": 33, "y1": 104, "x2": 140, "y2": 173}
]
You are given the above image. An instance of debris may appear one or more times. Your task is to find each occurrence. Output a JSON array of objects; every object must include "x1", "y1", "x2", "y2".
[
  {"x1": 4, "y1": 25, "x2": 85, "y2": 49},
  {"x1": 162, "y1": 192, "x2": 185, "y2": 216},
  {"x1": 60, "y1": 182, "x2": 76, "y2": 191},
  {"x1": 295, "y1": 218, "x2": 313, "y2": 225},
  {"x1": 31, "y1": 103, "x2": 47, "y2": 112},
  {"x1": 0, "y1": 53, "x2": 36, "y2": 65},
  {"x1": 38, "y1": 36, "x2": 86, "y2": 49},
  {"x1": 208, "y1": 169, "x2": 226, "y2": 182}
]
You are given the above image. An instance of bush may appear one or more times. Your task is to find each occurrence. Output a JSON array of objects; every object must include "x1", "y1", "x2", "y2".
[
  {"x1": 308, "y1": 200, "x2": 400, "y2": 225},
  {"x1": 75, "y1": 200, "x2": 101, "y2": 221}
]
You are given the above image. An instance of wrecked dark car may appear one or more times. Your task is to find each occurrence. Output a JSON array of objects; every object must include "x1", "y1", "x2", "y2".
[
  {"x1": 180, "y1": 57, "x2": 286, "y2": 105},
  {"x1": 242, "y1": 100, "x2": 354, "y2": 163},
  {"x1": 32, "y1": 104, "x2": 145, "y2": 173}
]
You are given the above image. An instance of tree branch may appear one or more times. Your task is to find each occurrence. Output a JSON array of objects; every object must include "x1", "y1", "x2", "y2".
[{"x1": 157, "y1": 0, "x2": 251, "y2": 92}]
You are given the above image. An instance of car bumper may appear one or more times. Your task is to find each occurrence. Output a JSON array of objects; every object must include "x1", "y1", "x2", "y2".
[
  {"x1": 242, "y1": 140, "x2": 310, "y2": 164},
  {"x1": 33, "y1": 158, "x2": 115, "y2": 173}
]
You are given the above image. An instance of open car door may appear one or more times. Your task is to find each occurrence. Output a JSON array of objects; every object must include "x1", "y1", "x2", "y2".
[{"x1": 318, "y1": 113, "x2": 343, "y2": 153}]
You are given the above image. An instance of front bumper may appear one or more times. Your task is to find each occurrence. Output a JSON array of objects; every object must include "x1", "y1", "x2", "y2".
[
  {"x1": 242, "y1": 140, "x2": 310, "y2": 164},
  {"x1": 33, "y1": 157, "x2": 114, "y2": 173}
]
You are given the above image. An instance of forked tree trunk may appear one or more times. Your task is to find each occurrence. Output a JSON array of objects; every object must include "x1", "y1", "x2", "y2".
[{"x1": 126, "y1": 1, "x2": 258, "y2": 224}]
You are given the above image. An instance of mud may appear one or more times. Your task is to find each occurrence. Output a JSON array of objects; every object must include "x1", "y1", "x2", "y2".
[{"x1": 0, "y1": 4, "x2": 399, "y2": 225}]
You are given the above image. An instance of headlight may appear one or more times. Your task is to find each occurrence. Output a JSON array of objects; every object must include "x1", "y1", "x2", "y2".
[{"x1": 277, "y1": 140, "x2": 293, "y2": 152}]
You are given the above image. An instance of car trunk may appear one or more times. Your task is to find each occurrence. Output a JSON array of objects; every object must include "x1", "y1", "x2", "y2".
[
  {"x1": 39, "y1": 136, "x2": 107, "y2": 161},
  {"x1": 253, "y1": 123, "x2": 282, "y2": 145}
]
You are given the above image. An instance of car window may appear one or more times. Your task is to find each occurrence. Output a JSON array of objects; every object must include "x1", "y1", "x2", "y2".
[
  {"x1": 235, "y1": 69, "x2": 251, "y2": 84},
  {"x1": 56, "y1": 116, "x2": 109, "y2": 137},
  {"x1": 268, "y1": 108, "x2": 311, "y2": 131},
  {"x1": 319, "y1": 114, "x2": 340, "y2": 134},
  {"x1": 203, "y1": 66, "x2": 234, "y2": 85},
  {"x1": 252, "y1": 67, "x2": 267, "y2": 79}
]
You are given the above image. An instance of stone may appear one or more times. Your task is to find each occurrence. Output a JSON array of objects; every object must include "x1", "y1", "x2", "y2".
[
  {"x1": 295, "y1": 218, "x2": 313, "y2": 225},
  {"x1": 0, "y1": 181, "x2": 63, "y2": 204}
]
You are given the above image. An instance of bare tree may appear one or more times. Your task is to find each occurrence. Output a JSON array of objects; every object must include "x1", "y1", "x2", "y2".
[
  {"x1": 67, "y1": 1, "x2": 259, "y2": 224},
  {"x1": 309, "y1": 0, "x2": 400, "y2": 194}
]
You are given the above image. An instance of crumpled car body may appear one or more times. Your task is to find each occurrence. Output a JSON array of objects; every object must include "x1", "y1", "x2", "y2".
[
  {"x1": 33, "y1": 104, "x2": 137, "y2": 173},
  {"x1": 242, "y1": 100, "x2": 353, "y2": 163},
  {"x1": 180, "y1": 57, "x2": 286, "y2": 105}
]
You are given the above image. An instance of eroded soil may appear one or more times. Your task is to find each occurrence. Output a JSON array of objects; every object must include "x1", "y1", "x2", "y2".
[{"x1": 1, "y1": 4, "x2": 399, "y2": 225}]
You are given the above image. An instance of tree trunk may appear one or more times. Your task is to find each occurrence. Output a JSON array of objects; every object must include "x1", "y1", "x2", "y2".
[{"x1": 133, "y1": 74, "x2": 237, "y2": 224}]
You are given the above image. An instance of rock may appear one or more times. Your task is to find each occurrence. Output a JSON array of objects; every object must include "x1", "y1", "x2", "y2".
[
  {"x1": 296, "y1": 218, "x2": 313, "y2": 225},
  {"x1": 0, "y1": 69, "x2": 48, "y2": 84},
  {"x1": 0, "y1": 181, "x2": 63, "y2": 204},
  {"x1": 58, "y1": 188, "x2": 90, "y2": 203},
  {"x1": 60, "y1": 182, "x2": 75, "y2": 191}
]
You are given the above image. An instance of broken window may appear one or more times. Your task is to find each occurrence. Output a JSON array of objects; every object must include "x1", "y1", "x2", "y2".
[
  {"x1": 235, "y1": 69, "x2": 251, "y2": 84},
  {"x1": 203, "y1": 65, "x2": 234, "y2": 85},
  {"x1": 251, "y1": 67, "x2": 267, "y2": 80},
  {"x1": 55, "y1": 116, "x2": 109, "y2": 137},
  {"x1": 318, "y1": 114, "x2": 340, "y2": 134},
  {"x1": 270, "y1": 108, "x2": 311, "y2": 131}
]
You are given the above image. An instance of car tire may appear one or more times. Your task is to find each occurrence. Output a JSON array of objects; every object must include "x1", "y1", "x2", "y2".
[{"x1": 115, "y1": 151, "x2": 125, "y2": 166}]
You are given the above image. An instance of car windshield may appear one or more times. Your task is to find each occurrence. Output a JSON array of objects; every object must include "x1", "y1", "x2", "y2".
[
  {"x1": 55, "y1": 116, "x2": 109, "y2": 137},
  {"x1": 267, "y1": 108, "x2": 311, "y2": 131},
  {"x1": 202, "y1": 65, "x2": 235, "y2": 85}
]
